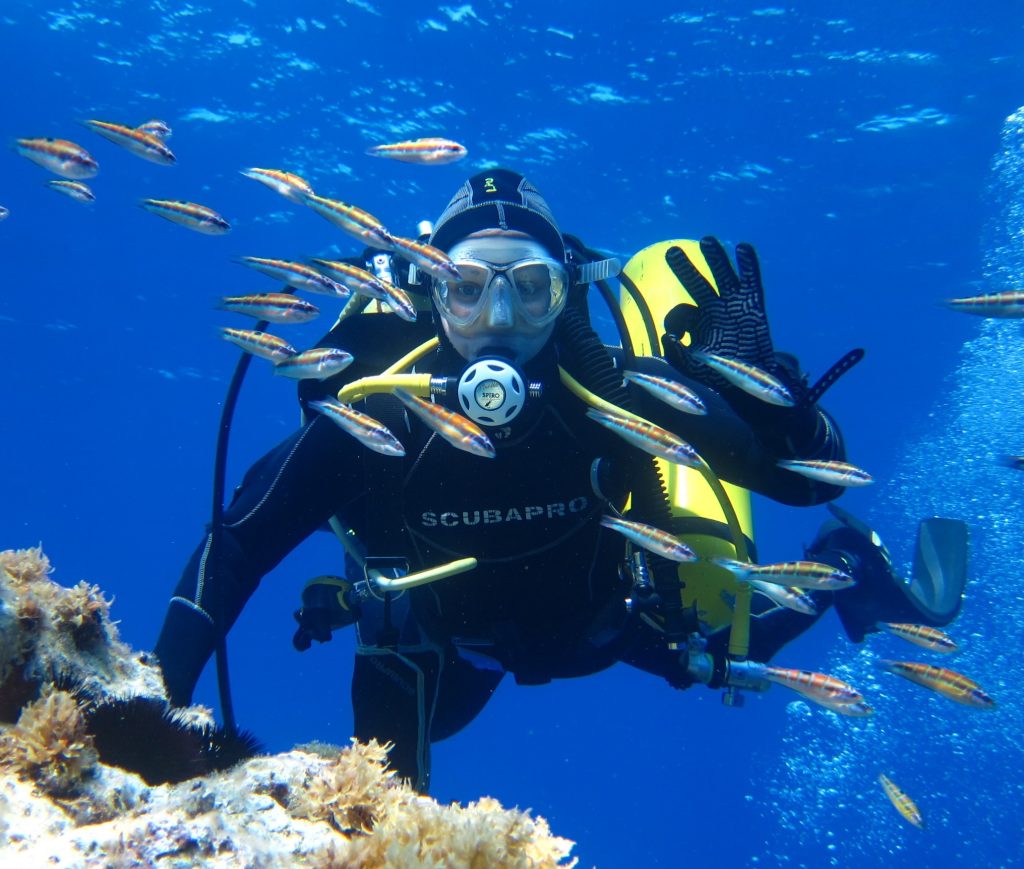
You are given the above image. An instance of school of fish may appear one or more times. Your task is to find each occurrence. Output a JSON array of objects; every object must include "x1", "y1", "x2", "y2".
[{"x1": 10, "y1": 106, "x2": 1008, "y2": 836}]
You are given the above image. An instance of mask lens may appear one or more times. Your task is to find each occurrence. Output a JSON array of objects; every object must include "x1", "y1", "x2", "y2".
[
  {"x1": 509, "y1": 261, "x2": 565, "y2": 322},
  {"x1": 434, "y1": 258, "x2": 569, "y2": 327}
]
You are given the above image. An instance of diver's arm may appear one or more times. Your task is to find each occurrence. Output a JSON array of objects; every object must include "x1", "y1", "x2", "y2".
[
  {"x1": 625, "y1": 354, "x2": 844, "y2": 506},
  {"x1": 154, "y1": 415, "x2": 364, "y2": 705}
]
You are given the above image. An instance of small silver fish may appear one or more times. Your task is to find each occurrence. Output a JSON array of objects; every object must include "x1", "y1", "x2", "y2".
[
  {"x1": 820, "y1": 699, "x2": 874, "y2": 717},
  {"x1": 15, "y1": 137, "x2": 99, "y2": 179},
  {"x1": 878, "y1": 622, "x2": 959, "y2": 654},
  {"x1": 310, "y1": 259, "x2": 391, "y2": 301},
  {"x1": 600, "y1": 515, "x2": 697, "y2": 563},
  {"x1": 137, "y1": 119, "x2": 172, "y2": 139},
  {"x1": 763, "y1": 666, "x2": 864, "y2": 708},
  {"x1": 240, "y1": 167, "x2": 314, "y2": 204},
  {"x1": 692, "y1": 350, "x2": 795, "y2": 407},
  {"x1": 366, "y1": 137, "x2": 468, "y2": 165},
  {"x1": 83, "y1": 119, "x2": 176, "y2": 165},
  {"x1": 309, "y1": 398, "x2": 406, "y2": 457},
  {"x1": 943, "y1": 290, "x2": 1024, "y2": 318},
  {"x1": 235, "y1": 256, "x2": 347, "y2": 296},
  {"x1": 302, "y1": 192, "x2": 391, "y2": 247},
  {"x1": 217, "y1": 293, "x2": 320, "y2": 324},
  {"x1": 747, "y1": 580, "x2": 817, "y2": 615},
  {"x1": 46, "y1": 180, "x2": 95, "y2": 204},
  {"x1": 776, "y1": 459, "x2": 874, "y2": 487},
  {"x1": 220, "y1": 327, "x2": 297, "y2": 363},
  {"x1": 0, "y1": 205, "x2": 8, "y2": 220},
  {"x1": 713, "y1": 558, "x2": 855, "y2": 591},
  {"x1": 623, "y1": 371, "x2": 707, "y2": 415},
  {"x1": 386, "y1": 234, "x2": 461, "y2": 283},
  {"x1": 274, "y1": 348, "x2": 354, "y2": 380},
  {"x1": 393, "y1": 389, "x2": 495, "y2": 458},
  {"x1": 139, "y1": 199, "x2": 230, "y2": 235},
  {"x1": 586, "y1": 408, "x2": 702, "y2": 468}
]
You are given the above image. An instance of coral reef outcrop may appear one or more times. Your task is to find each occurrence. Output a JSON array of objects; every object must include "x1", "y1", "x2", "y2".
[{"x1": 0, "y1": 548, "x2": 577, "y2": 867}]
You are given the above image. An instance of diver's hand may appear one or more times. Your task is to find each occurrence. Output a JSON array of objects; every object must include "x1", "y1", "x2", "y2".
[
  {"x1": 663, "y1": 237, "x2": 782, "y2": 381},
  {"x1": 662, "y1": 238, "x2": 825, "y2": 453}
]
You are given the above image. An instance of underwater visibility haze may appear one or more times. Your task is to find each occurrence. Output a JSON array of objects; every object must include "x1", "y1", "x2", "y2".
[{"x1": 3, "y1": 1, "x2": 1024, "y2": 866}]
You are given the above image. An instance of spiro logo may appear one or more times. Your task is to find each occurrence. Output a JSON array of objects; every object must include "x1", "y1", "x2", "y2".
[
  {"x1": 474, "y1": 378, "x2": 505, "y2": 411},
  {"x1": 420, "y1": 497, "x2": 588, "y2": 528},
  {"x1": 483, "y1": 176, "x2": 497, "y2": 193}
]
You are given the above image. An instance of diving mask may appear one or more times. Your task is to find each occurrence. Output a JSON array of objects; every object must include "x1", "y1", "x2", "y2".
[{"x1": 432, "y1": 256, "x2": 569, "y2": 329}]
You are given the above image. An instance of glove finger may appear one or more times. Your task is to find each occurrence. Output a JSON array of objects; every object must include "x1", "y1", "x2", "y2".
[
  {"x1": 665, "y1": 245, "x2": 719, "y2": 310},
  {"x1": 664, "y1": 302, "x2": 701, "y2": 337},
  {"x1": 699, "y1": 236, "x2": 741, "y2": 298},
  {"x1": 735, "y1": 243, "x2": 767, "y2": 309}
]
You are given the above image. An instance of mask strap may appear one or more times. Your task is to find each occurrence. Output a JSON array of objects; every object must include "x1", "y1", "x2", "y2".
[{"x1": 575, "y1": 257, "x2": 621, "y2": 285}]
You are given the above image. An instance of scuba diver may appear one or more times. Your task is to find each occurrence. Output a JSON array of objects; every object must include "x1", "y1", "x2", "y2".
[{"x1": 154, "y1": 168, "x2": 967, "y2": 792}]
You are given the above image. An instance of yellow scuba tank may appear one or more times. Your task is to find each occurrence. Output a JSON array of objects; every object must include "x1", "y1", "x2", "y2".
[{"x1": 618, "y1": 239, "x2": 754, "y2": 638}]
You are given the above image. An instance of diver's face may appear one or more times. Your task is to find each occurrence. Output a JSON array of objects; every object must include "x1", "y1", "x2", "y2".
[{"x1": 437, "y1": 235, "x2": 561, "y2": 364}]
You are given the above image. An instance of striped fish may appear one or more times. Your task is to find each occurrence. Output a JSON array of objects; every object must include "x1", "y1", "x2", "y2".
[
  {"x1": 878, "y1": 622, "x2": 958, "y2": 654},
  {"x1": 302, "y1": 192, "x2": 391, "y2": 246},
  {"x1": 15, "y1": 137, "x2": 99, "y2": 179},
  {"x1": 310, "y1": 259, "x2": 391, "y2": 301},
  {"x1": 312, "y1": 258, "x2": 417, "y2": 319},
  {"x1": 274, "y1": 348, "x2": 354, "y2": 380},
  {"x1": 763, "y1": 666, "x2": 864, "y2": 707},
  {"x1": 713, "y1": 558, "x2": 855, "y2": 591},
  {"x1": 879, "y1": 774, "x2": 925, "y2": 829},
  {"x1": 235, "y1": 256, "x2": 346, "y2": 296},
  {"x1": 878, "y1": 660, "x2": 995, "y2": 709},
  {"x1": 240, "y1": 167, "x2": 314, "y2": 204},
  {"x1": 367, "y1": 137, "x2": 467, "y2": 165},
  {"x1": 585, "y1": 407, "x2": 702, "y2": 468},
  {"x1": 220, "y1": 327, "x2": 297, "y2": 363},
  {"x1": 386, "y1": 234, "x2": 461, "y2": 283},
  {"x1": 379, "y1": 282, "x2": 418, "y2": 322},
  {"x1": 623, "y1": 371, "x2": 707, "y2": 415},
  {"x1": 309, "y1": 398, "x2": 405, "y2": 457},
  {"x1": 139, "y1": 199, "x2": 230, "y2": 235},
  {"x1": 599, "y1": 515, "x2": 697, "y2": 563},
  {"x1": 83, "y1": 119, "x2": 175, "y2": 165},
  {"x1": 692, "y1": 350, "x2": 795, "y2": 407},
  {"x1": 137, "y1": 119, "x2": 172, "y2": 139},
  {"x1": 217, "y1": 293, "x2": 320, "y2": 324},
  {"x1": 776, "y1": 458, "x2": 874, "y2": 487},
  {"x1": 47, "y1": 180, "x2": 95, "y2": 204},
  {"x1": 747, "y1": 580, "x2": 818, "y2": 615},
  {"x1": 943, "y1": 290, "x2": 1024, "y2": 318},
  {"x1": 393, "y1": 389, "x2": 495, "y2": 459}
]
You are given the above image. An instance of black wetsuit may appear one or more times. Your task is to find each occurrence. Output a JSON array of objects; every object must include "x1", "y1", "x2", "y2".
[{"x1": 155, "y1": 311, "x2": 844, "y2": 791}]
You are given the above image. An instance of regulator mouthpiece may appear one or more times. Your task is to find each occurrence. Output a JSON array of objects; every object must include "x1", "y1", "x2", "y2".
[{"x1": 456, "y1": 356, "x2": 538, "y2": 426}]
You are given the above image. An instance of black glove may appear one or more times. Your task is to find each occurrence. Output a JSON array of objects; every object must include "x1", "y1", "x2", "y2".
[
  {"x1": 663, "y1": 238, "x2": 791, "y2": 385},
  {"x1": 292, "y1": 576, "x2": 360, "y2": 651},
  {"x1": 662, "y1": 238, "x2": 827, "y2": 453}
]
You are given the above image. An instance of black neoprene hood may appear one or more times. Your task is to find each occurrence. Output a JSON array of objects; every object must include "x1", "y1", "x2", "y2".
[{"x1": 428, "y1": 168, "x2": 567, "y2": 262}]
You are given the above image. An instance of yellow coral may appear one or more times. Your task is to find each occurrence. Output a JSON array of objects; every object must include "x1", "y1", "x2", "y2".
[
  {"x1": 52, "y1": 581, "x2": 112, "y2": 647},
  {"x1": 0, "y1": 687, "x2": 97, "y2": 795},
  {"x1": 290, "y1": 739, "x2": 397, "y2": 834},
  {"x1": 0, "y1": 546, "x2": 52, "y2": 587},
  {"x1": 289, "y1": 740, "x2": 576, "y2": 868}
]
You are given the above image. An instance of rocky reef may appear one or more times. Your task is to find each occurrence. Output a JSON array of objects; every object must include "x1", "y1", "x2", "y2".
[{"x1": 0, "y1": 548, "x2": 577, "y2": 867}]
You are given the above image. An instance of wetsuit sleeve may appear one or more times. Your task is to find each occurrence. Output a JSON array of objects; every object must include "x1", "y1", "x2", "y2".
[
  {"x1": 154, "y1": 414, "x2": 365, "y2": 705},
  {"x1": 628, "y1": 355, "x2": 845, "y2": 507}
]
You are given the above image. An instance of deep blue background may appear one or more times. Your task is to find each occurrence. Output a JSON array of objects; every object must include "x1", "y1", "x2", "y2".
[{"x1": 3, "y1": 2, "x2": 1023, "y2": 866}]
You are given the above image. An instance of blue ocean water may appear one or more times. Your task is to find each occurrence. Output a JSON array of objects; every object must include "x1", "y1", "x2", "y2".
[{"x1": 2, "y1": 1, "x2": 1023, "y2": 866}]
